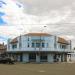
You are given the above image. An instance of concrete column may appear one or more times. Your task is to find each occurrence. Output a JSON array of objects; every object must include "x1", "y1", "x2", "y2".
[
  {"x1": 23, "y1": 53, "x2": 29, "y2": 62},
  {"x1": 61, "y1": 54, "x2": 65, "y2": 62},
  {"x1": 17, "y1": 55, "x2": 20, "y2": 62},
  {"x1": 47, "y1": 54, "x2": 54, "y2": 63},
  {"x1": 63, "y1": 54, "x2": 65, "y2": 62},
  {"x1": 67, "y1": 54, "x2": 71, "y2": 62},
  {"x1": 36, "y1": 54, "x2": 40, "y2": 63},
  {"x1": 58, "y1": 55, "x2": 61, "y2": 62},
  {"x1": 64, "y1": 54, "x2": 68, "y2": 62}
]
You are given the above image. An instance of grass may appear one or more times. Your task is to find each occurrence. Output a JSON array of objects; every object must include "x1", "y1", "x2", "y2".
[{"x1": 0, "y1": 63, "x2": 75, "y2": 75}]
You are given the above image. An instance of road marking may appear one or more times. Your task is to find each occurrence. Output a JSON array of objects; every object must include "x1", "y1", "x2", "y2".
[{"x1": 38, "y1": 70, "x2": 46, "y2": 73}]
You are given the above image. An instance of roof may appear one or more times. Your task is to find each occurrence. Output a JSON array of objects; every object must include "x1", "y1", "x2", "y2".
[
  {"x1": 25, "y1": 33, "x2": 51, "y2": 36},
  {"x1": 58, "y1": 37, "x2": 69, "y2": 44},
  {"x1": 10, "y1": 33, "x2": 70, "y2": 45},
  {"x1": 10, "y1": 33, "x2": 51, "y2": 44},
  {"x1": 10, "y1": 37, "x2": 18, "y2": 44}
]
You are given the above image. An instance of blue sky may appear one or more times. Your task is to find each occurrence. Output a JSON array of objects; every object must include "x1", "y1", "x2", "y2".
[
  {"x1": 0, "y1": 0, "x2": 24, "y2": 44},
  {"x1": 0, "y1": 0, "x2": 6, "y2": 25},
  {"x1": 0, "y1": 0, "x2": 7, "y2": 25},
  {"x1": 0, "y1": 12, "x2": 6, "y2": 25},
  {"x1": 0, "y1": 12, "x2": 7, "y2": 43}
]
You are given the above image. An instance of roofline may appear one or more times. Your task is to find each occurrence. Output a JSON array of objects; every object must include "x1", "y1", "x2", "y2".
[
  {"x1": 25, "y1": 32, "x2": 52, "y2": 36},
  {"x1": 9, "y1": 33, "x2": 71, "y2": 45}
]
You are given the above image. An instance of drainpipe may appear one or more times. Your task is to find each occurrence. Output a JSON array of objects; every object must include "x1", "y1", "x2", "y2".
[
  {"x1": 39, "y1": 35, "x2": 42, "y2": 62},
  {"x1": 54, "y1": 36, "x2": 57, "y2": 49},
  {"x1": 19, "y1": 35, "x2": 21, "y2": 49},
  {"x1": 70, "y1": 40, "x2": 72, "y2": 51},
  {"x1": 70, "y1": 40, "x2": 72, "y2": 62}
]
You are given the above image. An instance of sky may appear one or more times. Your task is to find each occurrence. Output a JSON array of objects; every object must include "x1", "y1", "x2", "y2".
[{"x1": 0, "y1": 0, "x2": 75, "y2": 47}]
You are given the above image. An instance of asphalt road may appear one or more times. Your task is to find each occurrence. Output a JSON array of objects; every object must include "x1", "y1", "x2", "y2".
[{"x1": 0, "y1": 63, "x2": 75, "y2": 75}]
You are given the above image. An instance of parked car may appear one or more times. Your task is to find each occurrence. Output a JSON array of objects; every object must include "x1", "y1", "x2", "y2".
[{"x1": 0, "y1": 56, "x2": 15, "y2": 64}]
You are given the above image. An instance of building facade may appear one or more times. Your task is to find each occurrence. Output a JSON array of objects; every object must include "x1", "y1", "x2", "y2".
[
  {"x1": 0, "y1": 43, "x2": 7, "y2": 55},
  {"x1": 68, "y1": 51, "x2": 75, "y2": 62},
  {"x1": 7, "y1": 33, "x2": 72, "y2": 63}
]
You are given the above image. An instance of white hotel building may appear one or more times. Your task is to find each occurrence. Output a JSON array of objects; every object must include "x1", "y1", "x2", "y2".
[{"x1": 7, "y1": 33, "x2": 72, "y2": 63}]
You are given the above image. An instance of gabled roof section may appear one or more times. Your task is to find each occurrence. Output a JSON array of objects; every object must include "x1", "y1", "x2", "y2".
[
  {"x1": 10, "y1": 37, "x2": 18, "y2": 44},
  {"x1": 58, "y1": 37, "x2": 69, "y2": 44},
  {"x1": 25, "y1": 33, "x2": 51, "y2": 36}
]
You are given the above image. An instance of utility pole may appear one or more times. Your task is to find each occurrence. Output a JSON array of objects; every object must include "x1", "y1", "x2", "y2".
[{"x1": 39, "y1": 26, "x2": 47, "y2": 62}]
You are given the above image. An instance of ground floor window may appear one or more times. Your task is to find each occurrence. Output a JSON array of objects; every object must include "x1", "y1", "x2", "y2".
[
  {"x1": 40, "y1": 54, "x2": 47, "y2": 62},
  {"x1": 29, "y1": 53, "x2": 36, "y2": 62}
]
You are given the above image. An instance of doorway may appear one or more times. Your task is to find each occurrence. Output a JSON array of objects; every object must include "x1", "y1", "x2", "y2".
[{"x1": 29, "y1": 53, "x2": 36, "y2": 62}]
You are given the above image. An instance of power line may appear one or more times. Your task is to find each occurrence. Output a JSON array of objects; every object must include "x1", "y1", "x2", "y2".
[{"x1": 4, "y1": 23, "x2": 75, "y2": 25}]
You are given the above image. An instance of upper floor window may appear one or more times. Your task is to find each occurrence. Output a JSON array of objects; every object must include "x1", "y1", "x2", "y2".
[
  {"x1": 36, "y1": 43, "x2": 41, "y2": 47},
  {"x1": 28, "y1": 43, "x2": 30, "y2": 47},
  {"x1": 32, "y1": 43, "x2": 35, "y2": 47},
  {"x1": 47, "y1": 43, "x2": 49, "y2": 48},
  {"x1": 31, "y1": 42, "x2": 45, "y2": 48},
  {"x1": 28, "y1": 36, "x2": 31, "y2": 41},
  {"x1": 60, "y1": 44, "x2": 67, "y2": 49},
  {"x1": 42, "y1": 43, "x2": 45, "y2": 47},
  {"x1": 12, "y1": 44, "x2": 17, "y2": 49},
  {"x1": 28, "y1": 37, "x2": 29, "y2": 41}
]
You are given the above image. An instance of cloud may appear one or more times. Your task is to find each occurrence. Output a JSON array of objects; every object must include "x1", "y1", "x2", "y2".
[
  {"x1": 17, "y1": 0, "x2": 74, "y2": 15},
  {"x1": 0, "y1": 0, "x2": 75, "y2": 48}
]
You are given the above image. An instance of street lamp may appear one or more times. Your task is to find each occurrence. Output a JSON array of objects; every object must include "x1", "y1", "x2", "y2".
[{"x1": 39, "y1": 26, "x2": 47, "y2": 62}]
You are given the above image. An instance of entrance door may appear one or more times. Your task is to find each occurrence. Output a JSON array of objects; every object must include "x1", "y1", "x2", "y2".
[
  {"x1": 29, "y1": 53, "x2": 36, "y2": 62},
  {"x1": 53, "y1": 54, "x2": 59, "y2": 62},
  {"x1": 40, "y1": 53, "x2": 47, "y2": 62},
  {"x1": 53, "y1": 54, "x2": 57, "y2": 62},
  {"x1": 20, "y1": 54, "x2": 23, "y2": 62}
]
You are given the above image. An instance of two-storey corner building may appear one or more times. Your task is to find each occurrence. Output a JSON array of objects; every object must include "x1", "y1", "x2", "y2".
[{"x1": 7, "y1": 33, "x2": 72, "y2": 63}]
